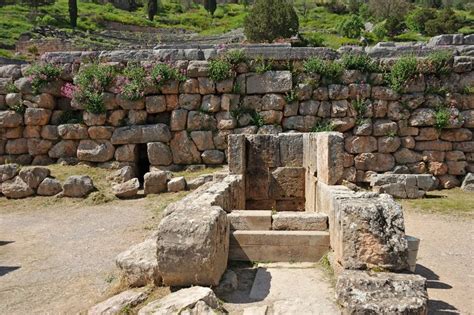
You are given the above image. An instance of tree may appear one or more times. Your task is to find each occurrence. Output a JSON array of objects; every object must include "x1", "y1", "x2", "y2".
[
  {"x1": 406, "y1": 7, "x2": 437, "y2": 33},
  {"x1": 148, "y1": 0, "x2": 158, "y2": 21},
  {"x1": 69, "y1": 0, "x2": 77, "y2": 28},
  {"x1": 337, "y1": 14, "x2": 364, "y2": 38},
  {"x1": 205, "y1": 0, "x2": 217, "y2": 15},
  {"x1": 368, "y1": 0, "x2": 409, "y2": 21},
  {"x1": 244, "y1": 0, "x2": 299, "y2": 42}
]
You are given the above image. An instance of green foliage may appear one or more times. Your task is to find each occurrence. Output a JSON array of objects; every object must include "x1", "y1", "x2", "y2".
[
  {"x1": 231, "y1": 107, "x2": 264, "y2": 127},
  {"x1": 372, "y1": 21, "x2": 388, "y2": 41},
  {"x1": 300, "y1": 32, "x2": 325, "y2": 47},
  {"x1": 209, "y1": 59, "x2": 233, "y2": 81},
  {"x1": 58, "y1": 110, "x2": 83, "y2": 124},
  {"x1": 423, "y1": 51, "x2": 452, "y2": 75},
  {"x1": 250, "y1": 111, "x2": 264, "y2": 127},
  {"x1": 303, "y1": 58, "x2": 343, "y2": 83},
  {"x1": 311, "y1": 120, "x2": 334, "y2": 132},
  {"x1": 25, "y1": 63, "x2": 61, "y2": 94},
  {"x1": 434, "y1": 106, "x2": 450, "y2": 130},
  {"x1": 425, "y1": 8, "x2": 464, "y2": 36},
  {"x1": 285, "y1": 90, "x2": 298, "y2": 103},
  {"x1": 386, "y1": 56, "x2": 419, "y2": 92},
  {"x1": 74, "y1": 63, "x2": 115, "y2": 114},
  {"x1": 224, "y1": 49, "x2": 247, "y2": 65},
  {"x1": 341, "y1": 53, "x2": 379, "y2": 72},
  {"x1": 406, "y1": 7, "x2": 437, "y2": 33},
  {"x1": 244, "y1": 0, "x2": 299, "y2": 42},
  {"x1": 254, "y1": 56, "x2": 273, "y2": 74},
  {"x1": 5, "y1": 81, "x2": 18, "y2": 93},
  {"x1": 327, "y1": 0, "x2": 348, "y2": 14},
  {"x1": 384, "y1": 15, "x2": 406, "y2": 37},
  {"x1": 462, "y1": 86, "x2": 474, "y2": 95},
  {"x1": 151, "y1": 63, "x2": 186, "y2": 86},
  {"x1": 120, "y1": 63, "x2": 146, "y2": 101},
  {"x1": 352, "y1": 98, "x2": 368, "y2": 117},
  {"x1": 337, "y1": 14, "x2": 364, "y2": 38},
  {"x1": 8, "y1": 103, "x2": 26, "y2": 114}
]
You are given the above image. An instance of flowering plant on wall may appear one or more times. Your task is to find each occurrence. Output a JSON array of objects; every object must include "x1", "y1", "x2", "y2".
[
  {"x1": 151, "y1": 62, "x2": 187, "y2": 88},
  {"x1": 25, "y1": 63, "x2": 62, "y2": 94},
  {"x1": 73, "y1": 63, "x2": 116, "y2": 114},
  {"x1": 115, "y1": 62, "x2": 147, "y2": 101}
]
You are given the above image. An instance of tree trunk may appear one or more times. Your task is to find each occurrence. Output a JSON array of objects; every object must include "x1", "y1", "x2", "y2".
[
  {"x1": 148, "y1": 0, "x2": 158, "y2": 21},
  {"x1": 69, "y1": 0, "x2": 77, "y2": 28}
]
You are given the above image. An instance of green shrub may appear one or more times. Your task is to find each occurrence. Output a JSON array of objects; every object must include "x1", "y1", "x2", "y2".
[
  {"x1": 285, "y1": 90, "x2": 298, "y2": 103},
  {"x1": 327, "y1": 0, "x2": 348, "y2": 14},
  {"x1": 301, "y1": 33, "x2": 325, "y2": 47},
  {"x1": 337, "y1": 14, "x2": 364, "y2": 39},
  {"x1": 151, "y1": 63, "x2": 186, "y2": 86},
  {"x1": 434, "y1": 106, "x2": 450, "y2": 130},
  {"x1": 224, "y1": 49, "x2": 247, "y2": 65},
  {"x1": 58, "y1": 110, "x2": 83, "y2": 124},
  {"x1": 244, "y1": 0, "x2": 299, "y2": 42},
  {"x1": 422, "y1": 51, "x2": 452, "y2": 75},
  {"x1": 341, "y1": 53, "x2": 379, "y2": 72},
  {"x1": 352, "y1": 98, "x2": 368, "y2": 117},
  {"x1": 386, "y1": 56, "x2": 419, "y2": 92},
  {"x1": 311, "y1": 120, "x2": 334, "y2": 132},
  {"x1": 120, "y1": 63, "x2": 146, "y2": 101},
  {"x1": 372, "y1": 21, "x2": 388, "y2": 41},
  {"x1": 405, "y1": 7, "x2": 436, "y2": 34},
  {"x1": 303, "y1": 58, "x2": 343, "y2": 83},
  {"x1": 209, "y1": 59, "x2": 233, "y2": 81},
  {"x1": 384, "y1": 16, "x2": 405, "y2": 37},
  {"x1": 425, "y1": 8, "x2": 464, "y2": 36},
  {"x1": 231, "y1": 107, "x2": 264, "y2": 127},
  {"x1": 25, "y1": 63, "x2": 62, "y2": 94},
  {"x1": 254, "y1": 56, "x2": 273, "y2": 74},
  {"x1": 8, "y1": 103, "x2": 26, "y2": 114},
  {"x1": 74, "y1": 63, "x2": 116, "y2": 114}
]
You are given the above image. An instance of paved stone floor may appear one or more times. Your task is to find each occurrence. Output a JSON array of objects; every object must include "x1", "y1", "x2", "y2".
[{"x1": 221, "y1": 262, "x2": 339, "y2": 314}]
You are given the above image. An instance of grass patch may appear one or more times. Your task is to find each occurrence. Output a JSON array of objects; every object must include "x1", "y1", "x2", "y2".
[
  {"x1": 400, "y1": 188, "x2": 474, "y2": 217},
  {"x1": 145, "y1": 191, "x2": 189, "y2": 215},
  {"x1": 172, "y1": 165, "x2": 225, "y2": 180}
]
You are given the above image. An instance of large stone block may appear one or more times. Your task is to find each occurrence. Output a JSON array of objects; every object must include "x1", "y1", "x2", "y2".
[
  {"x1": 170, "y1": 131, "x2": 201, "y2": 164},
  {"x1": 48, "y1": 140, "x2": 78, "y2": 158},
  {"x1": 0, "y1": 111, "x2": 22, "y2": 128},
  {"x1": 246, "y1": 71, "x2": 292, "y2": 94},
  {"x1": 156, "y1": 205, "x2": 229, "y2": 286},
  {"x1": 147, "y1": 142, "x2": 172, "y2": 166},
  {"x1": 1, "y1": 176, "x2": 35, "y2": 199},
  {"x1": 18, "y1": 166, "x2": 50, "y2": 189},
  {"x1": 269, "y1": 167, "x2": 305, "y2": 199},
  {"x1": 144, "y1": 171, "x2": 168, "y2": 194},
  {"x1": 279, "y1": 133, "x2": 303, "y2": 167},
  {"x1": 336, "y1": 271, "x2": 428, "y2": 315},
  {"x1": 0, "y1": 163, "x2": 20, "y2": 183},
  {"x1": 77, "y1": 140, "x2": 115, "y2": 162},
  {"x1": 62, "y1": 175, "x2": 95, "y2": 198},
  {"x1": 228, "y1": 134, "x2": 246, "y2": 175},
  {"x1": 316, "y1": 132, "x2": 344, "y2": 185},
  {"x1": 111, "y1": 124, "x2": 171, "y2": 144},
  {"x1": 58, "y1": 123, "x2": 88, "y2": 140},
  {"x1": 246, "y1": 134, "x2": 280, "y2": 169}
]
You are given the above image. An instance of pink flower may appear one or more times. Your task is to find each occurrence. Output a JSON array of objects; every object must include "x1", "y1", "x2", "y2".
[{"x1": 60, "y1": 83, "x2": 76, "y2": 99}]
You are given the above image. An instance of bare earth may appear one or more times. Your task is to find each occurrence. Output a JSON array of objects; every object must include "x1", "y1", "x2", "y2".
[
  {"x1": 1, "y1": 195, "x2": 473, "y2": 314},
  {"x1": 0, "y1": 198, "x2": 158, "y2": 314},
  {"x1": 404, "y1": 210, "x2": 474, "y2": 315}
]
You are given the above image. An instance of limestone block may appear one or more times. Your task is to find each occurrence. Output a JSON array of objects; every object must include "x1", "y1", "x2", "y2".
[
  {"x1": 299, "y1": 100, "x2": 319, "y2": 116},
  {"x1": 170, "y1": 131, "x2": 202, "y2": 164},
  {"x1": 269, "y1": 167, "x2": 305, "y2": 199},
  {"x1": 228, "y1": 210, "x2": 272, "y2": 230},
  {"x1": 461, "y1": 173, "x2": 474, "y2": 192},
  {"x1": 228, "y1": 134, "x2": 246, "y2": 175},
  {"x1": 88, "y1": 126, "x2": 114, "y2": 140},
  {"x1": 58, "y1": 123, "x2": 88, "y2": 140},
  {"x1": 344, "y1": 136, "x2": 377, "y2": 154},
  {"x1": 336, "y1": 270, "x2": 428, "y2": 315},
  {"x1": 27, "y1": 139, "x2": 53, "y2": 156},
  {"x1": 178, "y1": 94, "x2": 201, "y2": 110},
  {"x1": 0, "y1": 163, "x2": 19, "y2": 183},
  {"x1": 1, "y1": 176, "x2": 35, "y2": 198},
  {"x1": 83, "y1": 112, "x2": 106, "y2": 126},
  {"x1": 201, "y1": 95, "x2": 221, "y2": 112},
  {"x1": 62, "y1": 175, "x2": 95, "y2": 198},
  {"x1": 202, "y1": 150, "x2": 225, "y2": 164},
  {"x1": 48, "y1": 140, "x2": 78, "y2": 158},
  {"x1": 216, "y1": 78, "x2": 234, "y2": 93},
  {"x1": 116, "y1": 95, "x2": 145, "y2": 110},
  {"x1": 246, "y1": 134, "x2": 280, "y2": 169},
  {"x1": 190, "y1": 130, "x2": 214, "y2": 151},
  {"x1": 113, "y1": 178, "x2": 140, "y2": 199},
  {"x1": 272, "y1": 212, "x2": 328, "y2": 231},
  {"x1": 116, "y1": 238, "x2": 161, "y2": 287},
  {"x1": 316, "y1": 132, "x2": 344, "y2": 185},
  {"x1": 111, "y1": 124, "x2": 171, "y2": 144},
  {"x1": 156, "y1": 206, "x2": 229, "y2": 286},
  {"x1": 279, "y1": 133, "x2": 303, "y2": 167},
  {"x1": 18, "y1": 166, "x2": 50, "y2": 189},
  {"x1": 77, "y1": 140, "x2": 115, "y2": 162},
  {"x1": 187, "y1": 111, "x2": 217, "y2": 131},
  {"x1": 6, "y1": 139, "x2": 28, "y2": 155},
  {"x1": 144, "y1": 171, "x2": 168, "y2": 194},
  {"x1": 147, "y1": 142, "x2": 172, "y2": 166},
  {"x1": 145, "y1": 95, "x2": 166, "y2": 113},
  {"x1": 246, "y1": 71, "x2": 292, "y2": 94},
  {"x1": 89, "y1": 288, "x2": 149, "y2": 315},
  {"x1": 170, "y1": 109, "x2": 187, "y2": 131},
  {"x1": 0, "y1": 111, "x2": 23, "y2": 128},
  {"x1": 37, "y1": 178, "x2": 63, "y2": 196},
  {"x1": 198, "y1": 77, "x2": 215, "y2": 94},
  {"x1": 114, "y1": 144, "x2": 137, "y2": 162},
  {"x1": 167, "y1": 177, "x2": 186, "y2": 192},
  {"x1": 354, "y1": 153, "x2": 395, "y2": 172}
]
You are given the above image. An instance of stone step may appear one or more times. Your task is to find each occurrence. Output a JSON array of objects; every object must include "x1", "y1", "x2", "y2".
[
  {"x1": 272, "y1": 212, "x2": 328, "y2": 231},
  {"x1": 229, "y1": 230, "x2": 330, "y2": 262},
  {"x1": 228, "y1": 210, "x2": 272, "y2": 230},
  {"x1": 228, "y1": 210, "x2": 329, "y2": 231}
]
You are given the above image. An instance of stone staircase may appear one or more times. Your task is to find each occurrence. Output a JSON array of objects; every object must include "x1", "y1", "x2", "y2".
[{"x1": 228, "y1": 210, "x2": 330, "y2": 262}]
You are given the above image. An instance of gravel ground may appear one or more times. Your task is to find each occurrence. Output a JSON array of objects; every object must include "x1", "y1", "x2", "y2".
[
  {"x1": 0, "y1": 198, "x2": 157, "y2": 314},
  {"x1": 404, "y1": 210, "x2": 474, "y2": 315}
]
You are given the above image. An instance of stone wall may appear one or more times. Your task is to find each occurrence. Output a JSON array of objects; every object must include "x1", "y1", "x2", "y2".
[{"x1": 0, "y1": 43, "x2": 473, "y2": 188}]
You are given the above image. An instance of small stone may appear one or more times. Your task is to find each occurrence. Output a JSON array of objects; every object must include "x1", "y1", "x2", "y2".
[
  {"x1": 18, "y1": 166, "x2": 50, "y2": 189},
  {"x1": 1, "y1": 176, "x2": 35, "y2": 199},
  {"x1": 113, "y1": 178, "x2": 140, "y2": 199},
  {"x1": 37, "y1": 178, "x2": 63, "y2": 196},
  {"x1": 461, "y1": 173, "x2": 474, "y2": 192},
  {"x1": 24, "y1": 108, "x2": 51, "y2": 126},
  {"x1": 167, "y1": 177, "x2": 186, "y2": 192},
  {"x1": 62, "y1": 175, "x2": 95, "y2": 198},
  {"x1": 0, "y1": 164, "x2": 20, "y2": 183},
  {"x1": 202, "y1": 150, "x2": 225, "y2": 164},
  {"x1": 144, "y1": 171, "x2": 168, "y2": 194}
]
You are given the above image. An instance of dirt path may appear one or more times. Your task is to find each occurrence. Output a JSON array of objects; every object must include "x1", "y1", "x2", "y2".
[
  {"x1": 0, "y1": 198, "x2": 158, "y2": 314},
  {"x1": 404, "y1": 210, "x2": 474, "y2": 315}
]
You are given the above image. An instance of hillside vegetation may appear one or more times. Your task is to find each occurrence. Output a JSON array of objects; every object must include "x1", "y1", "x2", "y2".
[{"x1": 0, "y1": 0, "x2": 473, "y2": 60}]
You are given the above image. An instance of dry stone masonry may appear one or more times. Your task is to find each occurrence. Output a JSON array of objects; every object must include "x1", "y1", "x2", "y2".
[{"x1": 1, "y1": 36, "x2": 473, "y2": 191}]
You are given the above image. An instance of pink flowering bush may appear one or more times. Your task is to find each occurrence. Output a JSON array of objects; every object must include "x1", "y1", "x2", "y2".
[
  {"x1": 24, "y1": 63, "x2": 62, "y2": 94},
  {"x1": 74, "y1": 64, "x2": 115, "y2": 114},
  {"x1": 119, "y1": 63, "x2": 146, "y2": 101},
  {"x1": 60, "y1": 82, "x2": 76, "y2": 99},
  {"x1": 151, "y1": 62, "x2": 187, "y2": 87}
]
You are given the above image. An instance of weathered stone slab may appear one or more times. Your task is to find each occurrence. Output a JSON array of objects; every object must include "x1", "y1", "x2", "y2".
[
  {"x1": 37, "y1": 178, "x2": 62, "y2": 196},
  {"x1": 144, "y1": 171, "x2": 168, "y2": 194},
  {"x1": 316, "y1": 132, "x2": 344, "y2": 185},
  {"x1": 0, "y1": 163, "x2": 19, "y2": 183},
  {"x1": 138, "y1": 286, "x2": 221, "y2": 315},
  {"x1": 228, "y1": 210, "x2": 272, "y2": 230},
  {"x1": 89, "y1": 288, "x2": 149, "y2": 315},
  {"x1": 1, "y1": 176, "x2": 34, "y2": 198},
  {"x1": 279, "y1": 133, "x2": 304, "y2": 167},
  {"x1": 77, "y1": 140, "x2": 115, "y2": 162},
  {"x1": 228, "y1": 134, "x2": 246, "y2": 175},
  {"x1": 62, "y1": 175, "x2": 95, "y2": 198},
  {"x1": 336, "y1": 270, "x2": 428, "y2": 315},
  {"x1": 111, "y1": 124, "x2": 171, "y2": 144},
  {"x1": 156, "y1": 205, "x2": 229, "y2": 286},
  {"x1": 269, "y1": 167, "x2": 305, "y2": 199},
  {"x1": 18, "y1": 166, "x2": 50, "y2": 189},
  {"x1": 246, "y1": 71, "x2": 292, "y2": 94},
  {"x1": 272, "y1": 212, "x2": 328, "y2": 231},
  {"x1": 113, "y1": 178, "x2": 140, "y2": 199}
]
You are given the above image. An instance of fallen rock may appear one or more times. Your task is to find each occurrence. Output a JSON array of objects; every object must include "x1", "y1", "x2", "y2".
[
  {"x1": 88, "y1": 288, "x2": 150, "y2": 315},
  {"x1": 1, "y1": 176, "x2": 35, "y2": 198},
  {"x1": 0, "y1": 163, "x2": 20, "y2": 182},
  {"x1": 156, "y1": 205, "x2": 229, "y2": 286},
  {"x1": 336, "y1": 270, "x2": 428, "y2": 315},
  {"x1": 461, "y1": 173, "x2": 474, "y2": 192},
  {"x1": 18, "y1": 166, "x2": 50, "y2": 189},
  {"x1": 112, "y1": 178, "x2": 140, "y2": 198},
  {"x1": 214, "y1": 269, "x2": 238, "y2": 295},
  {"x1": 187, "y1": 174, "x2": 214, "y2": 190},
  {"x1": 107, "y1": 166, "x2": 135, "y2": 184},
  {"x1": 167, "y1": 176, "x2": 186, "y2": 192},
  {"x1": 62, "y1": 175, "x2": 95, "y2": 198},
  {"x1": 116, "y1": 237, "x2": 161, "y2": 287},
  {"x1": 138, "y1": 286, "x2": 221, "y2": 315},
  {"x1": 37, "y1": 177, "x2": 63, "y2": 196},
  {"x1": 144, "y1": 171, "x2": 168, "y2": 194}
]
